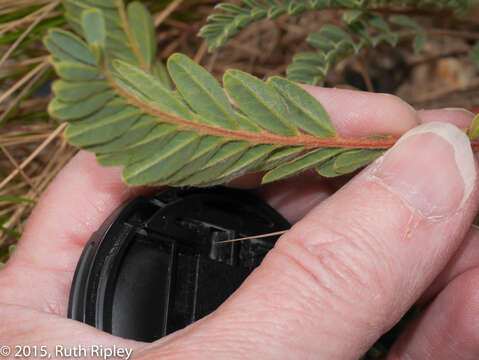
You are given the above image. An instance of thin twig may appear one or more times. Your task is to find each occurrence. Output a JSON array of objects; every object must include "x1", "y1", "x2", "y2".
[
  {"x1": 358, "y1": 55, "x2": 375, "y2": 93},
  {"x1": 0, "y1": 1, "x2": 59, "y2": 69},
  {"x1": 0, "y1": 123, "x2": 67, "y2": 191},
  {"x1": 0, "y1": 145, "x2": 37, "y2": 194},
  {"x1": 0, "y1": 63, "x2": 49, "y2": 125},
  {"x1": 154, "y1": 0, "x2": 184, "y2": 27},
  {"x1": 216, "y1": 230, "x2": 288, "y2": 244},
  {"x1": 0, "y1": 59, "x2": 49, "y2": 105}
]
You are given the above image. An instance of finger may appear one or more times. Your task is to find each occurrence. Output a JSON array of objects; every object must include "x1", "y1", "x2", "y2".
[
  {"x1": 303, "y1": 86, "x2": 418, "y2": 137},
  {"x1": 242, "y1": 106, "x2": 474, "y2": 223},
  {"x1": 0, "y1": 151, "x2": 152, "y2": 316},
  {"x1": 419, "y1": 225, "x2": 479, "y2": 304},
  {"x1": 140, "y1": 121, "x2": 479, "y2": 360},
  {"x1": 388, "y1": 268, "x2": 479, "y2": 360},
  {"x1": 256, "y1": 175, "x2": 333, "y2": 223},
  {"x1": 418, "y1": 107, "x2": 476, "y2": 128},
  {"x1": 0, "y1": 303, "x2": 142, "y2": 360}
]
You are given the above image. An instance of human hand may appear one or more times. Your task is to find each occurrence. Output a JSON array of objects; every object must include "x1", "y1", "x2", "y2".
[{"x1": 1, "y1": 87, "x2": 479, "y2": 360}]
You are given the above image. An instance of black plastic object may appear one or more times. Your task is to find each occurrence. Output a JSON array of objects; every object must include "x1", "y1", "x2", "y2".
[{"x1": 68, "y1": 186, "x2": 290, "y2": 342}]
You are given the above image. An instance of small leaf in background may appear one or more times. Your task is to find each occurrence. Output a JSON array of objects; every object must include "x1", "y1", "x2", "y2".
[
  {"x1": 389, "y1": 15, "x2": 420, "y2": 30},
  {"x1": 413, "y1": 33, "x2": 427, "y2": 54},
  {"x1": 0, "y1": 197, "x2": 36, "y2": 204},
  {"x1": 127, "y1": 1, "x2": 157, "y2": 68},
  {"x1": 469, "y1": 113, "x2": 479, "y2": 140},
  {"x1": 471, "y1": 44, "x2": 479, "y2": 67},
  {"x1": 343, "y1": 9, "x2": 363, "y2": 24},
  {"x1": 82, "y1": 9, "x2": 106, "y2": 47}
]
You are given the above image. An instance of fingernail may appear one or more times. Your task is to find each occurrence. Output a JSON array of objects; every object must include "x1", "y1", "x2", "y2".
[{"x1": 370, "y1": 121, "x2": 476, "y2": 218}]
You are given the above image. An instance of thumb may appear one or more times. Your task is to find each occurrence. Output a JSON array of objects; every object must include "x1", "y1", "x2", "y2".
[{"x1": 140, "y1": 121, "x2": 479, "y2": 360}]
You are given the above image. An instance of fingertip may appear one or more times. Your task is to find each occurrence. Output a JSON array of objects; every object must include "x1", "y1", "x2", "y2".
[
  {"x1": 301, "y1": 85, "x2": 419, "y2": 137},
  {"x1": 418, "y1": 108, "x2": 475, "y2": 128}
]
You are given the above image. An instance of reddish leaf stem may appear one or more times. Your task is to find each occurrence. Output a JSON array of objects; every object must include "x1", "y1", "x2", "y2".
[{"x1": 107, "y1": 70, "x2": 479, "y2": 152}]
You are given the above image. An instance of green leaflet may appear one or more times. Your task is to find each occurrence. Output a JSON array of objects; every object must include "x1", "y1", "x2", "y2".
[
  {"x1": 50, "y1": 58, "x2": 100, "y2": 81},
  {"x1": 224, "y1": 70, "x2": 298, "y2": 136},
  {"x1": 334, "y1": 149, "x2": 384, "y2": 174},
  {"x1": 207, "y1": 144, "x2": 275, "y2": 185},
  {"x1": 52, "y1": 80, "x2": 109, "y2": 102},
  {"x1": 316, "y1": 148, "x2": 384, "y2": 177},
  {"x1": 86, "y1": 115, "x2": 157, "y2": 153},
  {"x1": 166, "y1": 136, "x2": 224, "y2": 184},
  {"x1": 167, "y1": 53, "x2": 239, "y2": 130},
  {"x1": 123, "y1": 132, "x2": 201, "y2": 185},
  {"x1": 64, "y1": 0, "x2": 121, "y2": 26},
  {"x1": 82, "y1": 0, "x2": 118, "y2": 8},
  {"x1": 233, "y1": 110, "x2": 263, "y2": 133},
  {"x1": 469, "y1": 113, "x2": 479, "y2": 141},
  {"x1": 389, "y1": 15, "x2": 420, "y2": 30},
  {"x1": 127, "y1": 2, "x2": 157, "y2": 68},
  {"x1": 152, "y1": 61, "x2": 173, "y2": 90},
  {"x1": 263, "y1": 148, "x2": 344, "y2": 183},
  {"x1": 267, "y1": 77, "x2": 335, "y2": 137},
  {"x1": 44, "y1": 29, "x2": 96, "y2": 65},
  {"x1": 254, "y1": 146, "x2": 305, "y2": 171},
  {"x1": 65, "y1": 108, "x2": 141, "y2": 146},
  {"x1": 175, "y1": 141, "x2": 250, "y2": 186},
  {"x1": 82, "y1": 9, "x2": 106, "y2": 47},
  {"x1": 113, "y1": 60, "x2": 193, "y2": 120},
  {"x1": 316, "y1": 156, "x2": 341, "y2": 178},
  {"x1": 48, "y1": 91, "x2": 116, "y2": 121},
  {"x1": 96, "y1": 123, "x2": 177, "y2": 167}
]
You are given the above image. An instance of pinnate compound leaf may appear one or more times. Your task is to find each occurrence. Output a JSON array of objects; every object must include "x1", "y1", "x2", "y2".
[{"x1": 44, "y1": 0, "x2": 398, "y2": 187}]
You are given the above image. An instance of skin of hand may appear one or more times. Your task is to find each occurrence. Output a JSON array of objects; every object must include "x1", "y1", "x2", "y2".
[{"x1": 1, "y1": 87, "x2": 479, "y2": 360}]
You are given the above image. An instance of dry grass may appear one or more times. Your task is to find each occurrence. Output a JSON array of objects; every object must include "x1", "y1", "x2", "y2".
[{"x1": 1, "y1": 0, "x2": 479, "y2": 263}]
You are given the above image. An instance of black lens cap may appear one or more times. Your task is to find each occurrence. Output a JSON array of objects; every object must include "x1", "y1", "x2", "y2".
[{"x1": 68, "y1": 186, "x2": 290, "y2": 342}]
